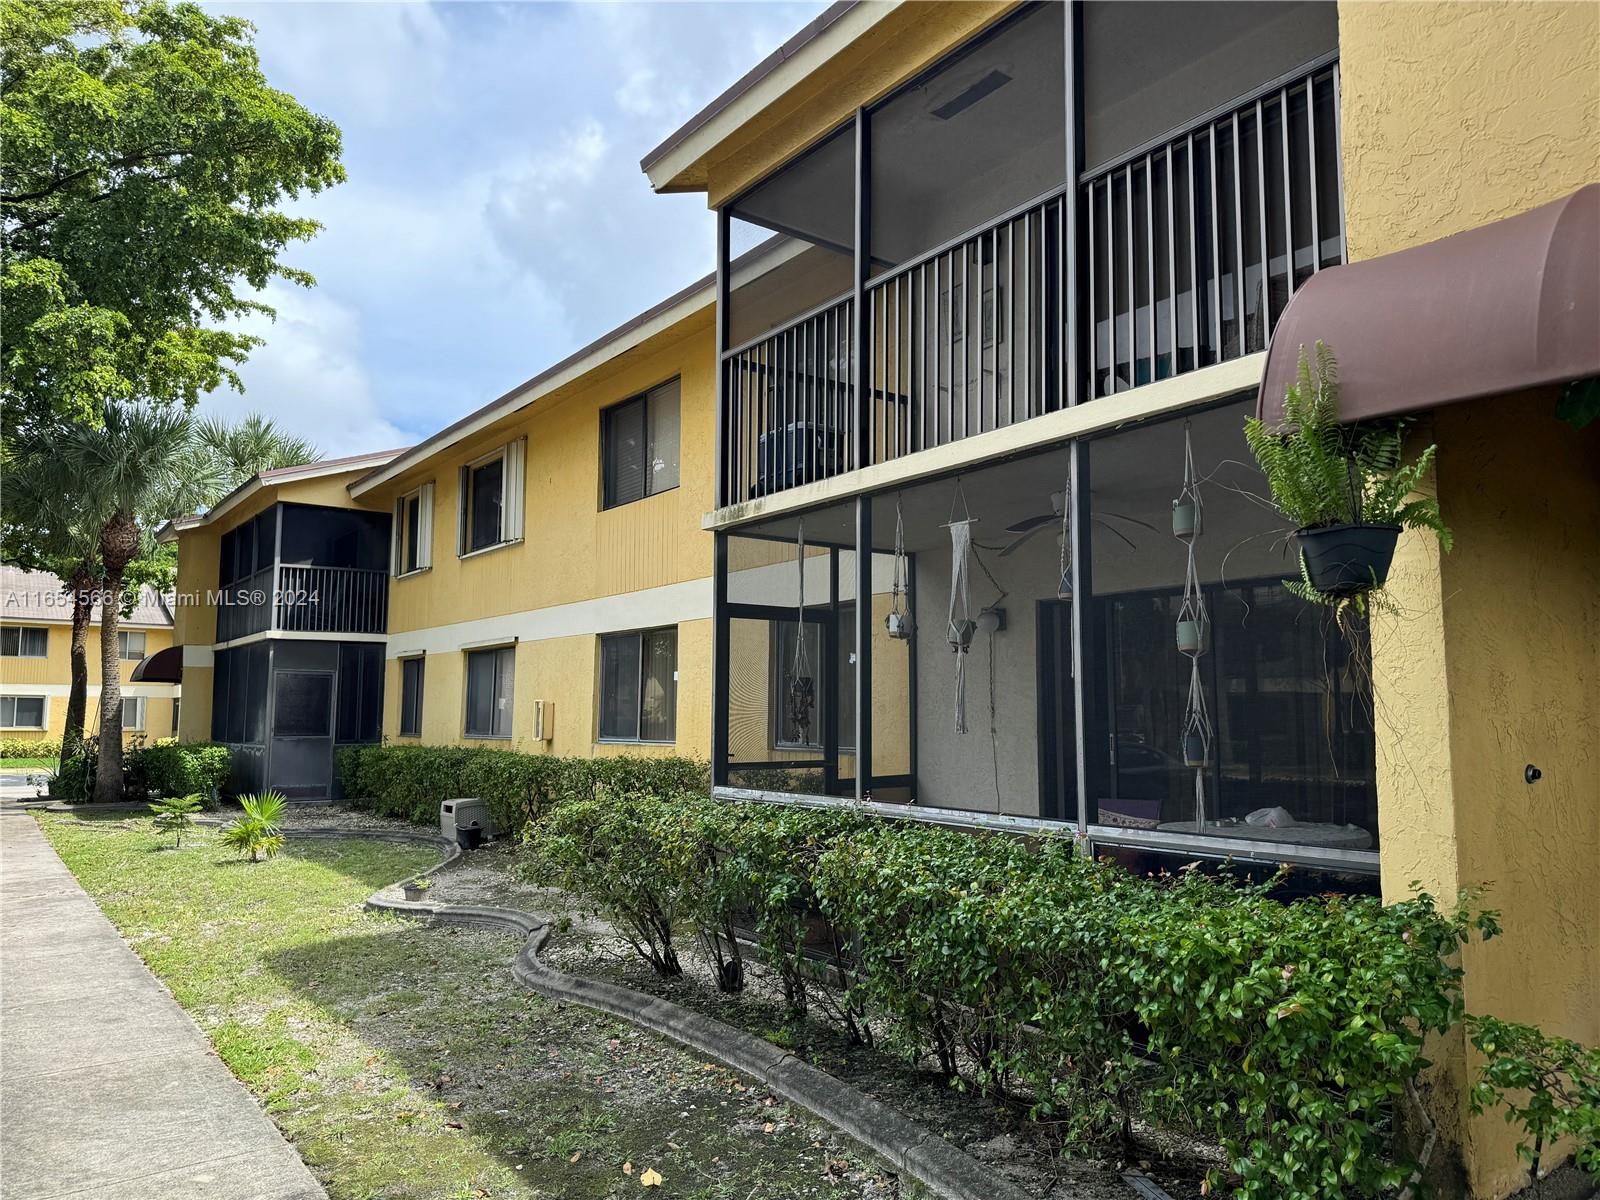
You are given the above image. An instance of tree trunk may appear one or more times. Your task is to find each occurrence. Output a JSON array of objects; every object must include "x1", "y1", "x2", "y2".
[
  {"x1": 94, "y1": 510, "x2": 141, "y2": 804},
  {"x1": 93, "y1": 569, "x2": 126, "y2": 804},
  {"x1": 61, "y1": 570, "x2": 94, "y2": 763}
]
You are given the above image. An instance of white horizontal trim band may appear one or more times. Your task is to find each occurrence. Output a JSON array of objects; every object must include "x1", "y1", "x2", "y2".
[{"x1": 385, "y1": 576, "x2": 713, "y2": 659}]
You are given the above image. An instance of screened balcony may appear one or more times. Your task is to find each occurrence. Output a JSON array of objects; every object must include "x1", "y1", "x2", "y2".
[
  {"x1": 215, "y1": 502, "x2": 391, "y2": 642},
  {"x1": 714, "y1": 1, "x2": 1344, "y2": 506}
]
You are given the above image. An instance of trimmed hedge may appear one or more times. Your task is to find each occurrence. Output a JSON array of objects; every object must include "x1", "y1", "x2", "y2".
[
  {"x1": 521, "y1": 788, "x2": 1499, "y2": 1200},
  {"x1": 332, "y1": 743, "x2": 707, "y2": 833},
  {"x1": 0, "y1": 736, "x2": 59, "y2": 759},
  {"x1": 126, "y1": 741, "x2": 232, "y2": 804}
]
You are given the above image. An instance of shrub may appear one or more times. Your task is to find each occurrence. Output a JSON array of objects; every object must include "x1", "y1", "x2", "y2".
[
  {"x1": 1469, "y1": 1015, "x2": 1600, "y2": 1184},
  {"x1": 222, "y1": 791, "x2": 286, "y2": 862},
  {"x1": 519, "y1": 785, "x2": 1498, "y2": 1199},
  {"x1": 126, "y1": 741, "x2": 231, "y2": 806},
  {"x1": 47, "y1": 738, "x2": 97, "y2": 802},
  {"x1": 521, "y1": 788, "x2": 692, "y2": 977},
  {"x1": 0, "y1": 736, "x2": 60, "y2": 759},
  {"x1": 334, "y1": 743, "x2": 706, "y2": 833},
  {"x1": 149, "y1": 793, "x2": 204, "y2": 848}
]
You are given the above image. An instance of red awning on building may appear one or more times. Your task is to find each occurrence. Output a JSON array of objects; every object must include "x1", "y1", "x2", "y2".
[
  {"x1": 130, "y1": 645, "x2": 182, "y2": 684},
  {"x1": 1258, "y1": 184, "x2": 1600, "y2": 426}
]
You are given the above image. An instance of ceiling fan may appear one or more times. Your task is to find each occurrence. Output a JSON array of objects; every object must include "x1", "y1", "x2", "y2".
[{"x1": 999, "y1": 490, "x2": 1159, "y2": 556}]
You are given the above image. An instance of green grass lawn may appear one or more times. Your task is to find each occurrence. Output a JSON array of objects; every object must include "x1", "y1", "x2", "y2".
[
  {"x1": 2, "y1": 757, "x2": 56, "y2": 770},
  {"x1": 38, "y1": 812, "x2": 903, "y2": 1200}
]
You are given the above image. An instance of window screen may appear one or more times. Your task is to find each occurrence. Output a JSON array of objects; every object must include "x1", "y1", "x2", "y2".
[
  {"x1": 602, "y1": 379, "x2": 680, "y2": 509},
  {"x1": 1, "y1": 627, "x2": 47, "y2": 657},
  {"x1": 400, "y1": 657, "x2": 425, "y2": 736},
  {"x1": 273, "y1": 671, "x2": 333, "y2": 738},
  {"x1": 465, "y1": 646, "x2": 514, "y2": 738},
  {"x1": 404, "y1": 493, "x2": 421, "y2": 572},
  {"x1": 599, "y1": 628, "x2": 677, "y2": 742},
  {"x1": 335, "y1": 643, "x2": 382, "y2": 744},
  {"x1": 1, "y1": 696, "x2": 46, "y2": 728},
  {"x1": 118, "y1": 631, "x2": 146, "y2": 661},
  {"x1": 467, "y1": 458, "x2": 504, "y2": 552},
  {"x1": 121, "y1": 697, "x2": 145, "y2": 730}
]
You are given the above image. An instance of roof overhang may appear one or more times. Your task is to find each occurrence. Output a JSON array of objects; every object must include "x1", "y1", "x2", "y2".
[
  {"x1": 640, "y1": 1, "x2": 875, "y2": 193},
  {"x1": 350, "y1": 275, "x2": 715, "y2": 498},
  {"x1": 130, "y1": 644, "x2": 182, "y2": 684},
  {"x1": 159, "y1": 450, "x2": 404, "y2": 540},
  {"x1": 1259, "y1": 184, "x2": 1600, "y2": 426}
]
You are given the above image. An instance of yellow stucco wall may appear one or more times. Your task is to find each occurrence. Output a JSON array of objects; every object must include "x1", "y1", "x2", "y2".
[
  {"x1": 1342, "y1": 4, "x2": 1600, "y2": 1194},
  {"x1": 0, "y1": 619, "x2": 178, "y2": 748},
  {"x1": 1339, "y1": 0, "x2": 1600, "y2": 260},
  {"x1": 370, "y1": 308, "x2": 717, "y2": 757}
]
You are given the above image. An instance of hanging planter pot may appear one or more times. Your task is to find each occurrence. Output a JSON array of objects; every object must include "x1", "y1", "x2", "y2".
[
  {"x1": 1171, "y1": 499, "x2": 1200, "y2": 540},
  {"x1": 1182, "y1": 731, "x2": 1208, "y2": 768},
  {"x1": 1175, "y1": 618, "x2": 1205, "y2": 655},
  {"x1": 1295, "y1": 522, "x2": 1402, "y2": 597}
]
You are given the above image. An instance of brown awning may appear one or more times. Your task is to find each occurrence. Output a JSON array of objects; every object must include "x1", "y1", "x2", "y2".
[
  {"x1": 1258, "y1": 184, "x2": 1599, "y2": 426},
  {"x1": 130, "y1": 645, "x2": 182, "y2": 684}
]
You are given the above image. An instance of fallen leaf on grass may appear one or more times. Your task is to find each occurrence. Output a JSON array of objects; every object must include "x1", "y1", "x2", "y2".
[
  {"x1": 640, "y1": 1168, "x2": 663, "y2": 1187},
  {"x1": 568, "y1": 1151, "x2": 582, "y2": 1164},
  {"x1": 623, "y1": 1161, "x2": 633, "y2": 1175},
  {"x1": 762, "y1": 1123, "x2": 776, "y2": 1134}
]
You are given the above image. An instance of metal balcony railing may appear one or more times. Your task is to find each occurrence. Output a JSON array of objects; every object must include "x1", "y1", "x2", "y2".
[
  {"x1": 275, "y1": 564, "x2": 388, "y2": 635},
  {"x1": 215, "y1": 566, "x2": 273, "y2": 643},
  {"x1": 717, "y1": 59, "x2": 1343, "y2": 505},
  {"x1": 1082, "y1": 57, "x2": 1344, "y2": 398}
]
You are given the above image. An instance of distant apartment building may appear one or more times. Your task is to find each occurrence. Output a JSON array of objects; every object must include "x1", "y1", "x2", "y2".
[{"x1": 0, "y1": 566, "x2": 179, "y2": 748}]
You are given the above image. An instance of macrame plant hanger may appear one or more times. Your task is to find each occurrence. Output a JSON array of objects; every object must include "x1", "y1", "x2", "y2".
[
  {"x1": 1056, "y1": 475, "x2": 1073, "y2": 600},
  {"x1": 786, "y1": 520, "x2": 815, "y2": 745},
  {"x1": 886, "y1": 494, "x2": 912, "y2": 640},
  {"x1": 944, "y1": 480, "x2": 977, "y2": 735},
  {"x1": 1174, "y1": 420, "x2": 1213, "y2": 828}
]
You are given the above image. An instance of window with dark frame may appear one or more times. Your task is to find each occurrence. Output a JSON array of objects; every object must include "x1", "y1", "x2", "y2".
[
  {"x1": 602, "y1": 379, "x2": 681, "y2": 509},
  {"x1": 466, "y1": 456, "x2": 504, "y2": 552},
  {"x1": 121, "y1": 696, "x2": 145, "y2": 731},
  {"x1": 465, "y1": 646, "x2": 514, "y2": 739},
  {"x1": 400, "y1": 657, "x2": 425, "y2": 736},
  {"x1": 598, "y1": 627, "x2": 677, "y2": 742},
  {"x1": 404, "y1": 492, "x2": 421, "y2": 572},
  {"x1": 118, "y1": 631, "x2": 146, "y2": 661},
  {"x1": 0, "y1": 696, "x2": 46, "y2": 728},
  {"x1": 1, "y1": 627, "x2": 47, "y2": 657}
]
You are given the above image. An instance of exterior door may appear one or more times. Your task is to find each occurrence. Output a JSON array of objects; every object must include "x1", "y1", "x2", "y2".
[{"x1": 267, "y1": 669, "x2": 335, "y2": 798}]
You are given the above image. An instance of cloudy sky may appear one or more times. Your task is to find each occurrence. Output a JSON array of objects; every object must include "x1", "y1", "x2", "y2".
[{"x1": 201, "y1": 1, "x2": 825, "y2": 457}]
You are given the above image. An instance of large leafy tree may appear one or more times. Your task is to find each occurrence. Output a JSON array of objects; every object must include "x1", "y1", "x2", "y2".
[{"x1": 0, "y1": 0, "x2": 345, "y2": 434}]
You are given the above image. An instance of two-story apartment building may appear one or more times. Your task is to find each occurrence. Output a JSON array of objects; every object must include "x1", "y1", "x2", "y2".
[
  {"x1": 640, "y1": 3, "x2": 1597, "y2": 1196},
  {"x1": 167, "y1": 452, "x2": 399, "y2": 797},
  {"x1": 0, "y1": 566, "x2": 179, "y2": 749}
]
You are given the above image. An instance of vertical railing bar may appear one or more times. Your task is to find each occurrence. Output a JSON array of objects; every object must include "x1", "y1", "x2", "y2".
[
  {"x1": 1187, "y1": 133, "x2": 1199, "y2": 366},
  {"x1": 1086, "y1": 184, "x2": 1096, "y2": 399},
  {"x1": 1006, "y1": 219, "x2": 1015, "y2": 425},
  {"x1": 1208, "y1": 124, "x2": 1221, "y2": 364},
  {"x1": 1330, "y1": 64, "x2": 1346, "y2": 264},
  {"x1": 1145, "y1": 152, "x2": 1156, "y2": 390},
  {"x1": 1232, "y1": 110, "x2": 1245, "y2": 360},
  {"x1": 918, "y1": 263, "x2": 927, "y2": 451},
  {"x1": 1280, "y1": 87, "x2": 1295, "y2": 302},
  {"x1": 1165, "y1": 143, "x2": 1176, "y2": 378},
  {"x1": 1307, "y1": 76, "x2": 1321, "y2": 273},
  {"x1": 1105, "y1": 179, "x2": 1115, "y2": 394},
  {"x1": 988, "y1": 227, "x2": 997, "y2": 432},
  {"x1": 902, "y1": 272, "x2": 911, "y2": 455},
  {"x1": 961, "y1": 241, "x2": 969, "y2": 439},
  {"x1": 1123, "y1": 164, "x2": 1133, "y2": 394},
  {"x1": 1255, "y1": 99, "x2": 1269, "y2": 344},
  {"x1": 1021, "y1": 211, "x2": 1030, "y2": 418}
]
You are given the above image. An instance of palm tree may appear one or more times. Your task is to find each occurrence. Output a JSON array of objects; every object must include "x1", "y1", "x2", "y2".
[
  {"x1": 54, "y1": 405, "x2": 211, "y2": 802},
  {"x1": 0, "y1": 446, "x2": 102, "y2": 761},
  {"x1": 191, "y1": 413, "x2": 320, "y2": 490}
]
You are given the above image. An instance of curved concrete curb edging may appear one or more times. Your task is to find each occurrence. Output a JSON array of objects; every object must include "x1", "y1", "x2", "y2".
[{"x1": 282, "y1": 826, "x2": 1038, "y2": 1200}]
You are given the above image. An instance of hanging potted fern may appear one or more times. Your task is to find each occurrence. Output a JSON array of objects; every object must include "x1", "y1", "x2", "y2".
[{"x1": 1245, "y1": 342, "x2": 1451, "y2": 609}]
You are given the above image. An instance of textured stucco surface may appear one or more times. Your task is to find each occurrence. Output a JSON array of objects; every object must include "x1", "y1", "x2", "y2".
[
  {"x1": 1344, "y1": 4, "x2": 1598, "y2": 1195},
  {"x1": 1339, "y1": 1, "x2": 1599, "y2": 262}
]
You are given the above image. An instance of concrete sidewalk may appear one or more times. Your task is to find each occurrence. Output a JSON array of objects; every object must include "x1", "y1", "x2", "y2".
[{"x1": 0, "y1": 810, "x2": 325, "y2": 1200}]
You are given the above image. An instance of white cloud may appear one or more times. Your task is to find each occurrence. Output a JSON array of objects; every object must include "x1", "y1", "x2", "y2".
[{"x1": 202, "y1": 285, "x2": 409, "y2": 459}]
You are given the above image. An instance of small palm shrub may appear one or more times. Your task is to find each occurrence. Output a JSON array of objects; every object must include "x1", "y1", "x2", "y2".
[
  {"x1": 149, "y1": 793, "x2": 203, "y2": 848},
  {"x1": 1244, "y1": 342, "x2": 1451, "y2": 609},
  {"x1": 222, "y1": 790, "x2": 286, "y2": 862}
]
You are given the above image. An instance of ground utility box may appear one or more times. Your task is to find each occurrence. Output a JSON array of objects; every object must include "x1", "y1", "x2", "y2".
[{"x1": 440, "y1": 798, "x2": 491, "y2": 847}]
